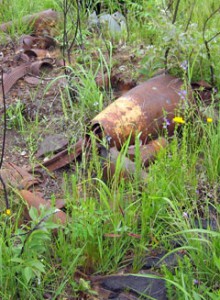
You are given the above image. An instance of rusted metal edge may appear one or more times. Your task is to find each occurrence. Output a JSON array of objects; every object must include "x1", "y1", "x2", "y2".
[
  {"x1": 32, "y1": 138, "x2": 84, "y2": 172},
  {"x1": 0, "y1": 61, "x2": 53, "y2": 103},
  {"x1": 0, "y1": 63, "x2": 31, "y2": 95}
]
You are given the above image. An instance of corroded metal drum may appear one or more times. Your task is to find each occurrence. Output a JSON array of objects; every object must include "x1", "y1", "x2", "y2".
[{"x1": 90, "y1": 75, "x2": 187, "y2": 148}]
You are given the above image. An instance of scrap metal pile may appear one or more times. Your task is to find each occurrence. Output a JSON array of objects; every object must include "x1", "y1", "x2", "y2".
[{"x1": 0, "y1": 10, "x2": 212, "y2": 224}]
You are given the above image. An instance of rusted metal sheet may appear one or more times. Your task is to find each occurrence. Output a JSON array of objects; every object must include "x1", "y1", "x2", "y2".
[
  {"x1": 0, "y1": 63, "x2": 31, "y2": 103},
  {"x1": 90, "y1": 75, "x2": 188, "y2": 149},
  {"x1": 0, "y1": 61, "x2": 53, "y2": 104},
  {"x1": 127, "y1": 137, "x2": 168, "y2": 167},
  {"x1": 19, "y1": 190, "x2": 67, "y2": 224},
  {"x1": 32, "y1": 138, "x2": 84, "y2": 172},
  {"x1": 36, "y1": 134, "x2": 69, "y2": 158},
  {"x1": 0, "y1": 162, "x2": 41, "y2": 190}
]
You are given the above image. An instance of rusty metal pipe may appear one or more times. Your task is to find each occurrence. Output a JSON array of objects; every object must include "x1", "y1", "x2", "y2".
[
  {"x1": 90, "y1": 75, "x2": 188, "y2": 149},
  {"x1": 127, "y1": 137, "x2": 168, "y2": 167}
]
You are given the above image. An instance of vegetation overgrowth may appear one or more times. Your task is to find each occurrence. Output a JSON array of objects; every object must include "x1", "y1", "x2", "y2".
[{"x1": 0, "y1": 0, "x2": 219, "y2": 299}]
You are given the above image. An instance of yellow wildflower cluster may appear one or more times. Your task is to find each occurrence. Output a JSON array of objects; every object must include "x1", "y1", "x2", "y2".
[
  {"x1": 172, "y1": 116, "x2": 213, "y2": 124},
  {"x1": 6, "y1": 209, "x2": 11, "y2": 216},
  {"x1": 173, "y1": 116, "x2": 185, "y2": 124}
]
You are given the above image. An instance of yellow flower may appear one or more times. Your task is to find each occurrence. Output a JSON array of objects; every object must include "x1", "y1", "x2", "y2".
[
  {"x1": 206, "y1": 117, "x2": 213, "y2": 123},
  {"x1": 6, "y1": 209, "x2": 11, "y2": 216},
  {"x1": 173, "y1": 116, "x2": 185, "y2": 124}
]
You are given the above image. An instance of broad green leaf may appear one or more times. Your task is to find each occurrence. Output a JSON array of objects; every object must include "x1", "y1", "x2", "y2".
[{"x1": 23, "y1": 266, "x2": 34, "y2": 284}]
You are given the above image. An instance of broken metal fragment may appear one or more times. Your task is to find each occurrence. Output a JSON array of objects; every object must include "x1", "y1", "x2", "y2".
[
  {"x1": 19, "y1": 189, "x2": 67, "y2": 224},
  {"x1": 36, "y1": 134, "x2": 69, "y2": 158},
  {"x1": 24, "y1": 48, "x2": 59, "y2": 60},
  {"x1": 30, "y1": 61, "x2": 53, "y2": 76},
  {"x1": 18, "y1": 35, "x2": 57, "y2": 51},
  {"x1": 0, "y1": 61, "x2": 53, "y2": 104},
  {"x1": 127, "y1": 137, "x2": 168, "y2": 167},
  {"x1": 35, "y1": 138, "x2": 84, "y2": 172},
  {"x1": 24, "y1": 76, "x2": 42, "y2": 85},
  {"x1": 0, "y1": 162, "x2": 41, "y2": 190},
  {"x1": 95, "y1": 72, "x2": 136, "y2": 96}
]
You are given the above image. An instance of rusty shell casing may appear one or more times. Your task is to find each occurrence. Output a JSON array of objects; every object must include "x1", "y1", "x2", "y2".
[
  {"x1": 90, "y1": 75, "x2": 186, "y2": 149},
  {"x1": 127, "y1": 137, "x2": 168, "y2": 167}
]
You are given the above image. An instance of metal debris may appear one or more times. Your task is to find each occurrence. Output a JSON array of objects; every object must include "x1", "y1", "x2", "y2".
[
  {"x1": 0, "y1": 9, "x2": 60, "y2": 34},
  {"x1": 0, "y1": 162, "x2": 41, "y2": 190},
  {"x1": 19, "y1": 189, "x2": 67, "y2": 224},
  {"x1": 36, "y1": 134, "x2": 69, "y2": 158},
  {"x1": 127, "y1": 137, "x2": 168, "y2": 167},
  {"x1": 90, "y1": 75, "x2": 189, "y2": 149}
]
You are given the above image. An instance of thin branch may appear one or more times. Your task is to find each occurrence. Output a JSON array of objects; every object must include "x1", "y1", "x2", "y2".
[
  {"x1": 67, "y1": 0, "x2": 84, "y2": 64},
  {"x1": 207, "y1": 31, "x2": 220, "y2": 44},
  {"x1": 62, "y1": 0, "x2": 68, "y2": 70},
  {"x1": 184, "y1": 0, "x2": 197, "y2": 32},
  {"x1": 202, "y1": 6, "x2": 220, "y2": 86},
  {"x1": 166, "y1": 0, "x2": 175, "y2": 13},
  {"x1": 204, "y1": 40, "x2": 214, "y2": 86},
  {"x1": 172, "y1": 0, "x2": 181, "y2": 24},
  {"x1": 0, "y1": 68, "x2": 9, "y2": 210},
  {"x1": 164, "y1": 0, "x2": 181, "y2": 71},
  {"x1": 202, "y1": 6, "x2": 220, "y2": 41}
]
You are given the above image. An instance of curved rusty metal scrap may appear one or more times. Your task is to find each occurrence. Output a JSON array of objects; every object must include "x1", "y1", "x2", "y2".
[
  {"x1": 32, "y1": 138, "x2": 84, "y2": 172},
  {"x1": 90, "y1": 75, "x2": 188, "y2": 149},
  {"x1": 30, "y1": 61, "x2": 53, "y2": 76},
  {"x1": 0, "y1": 61, "x2": 53, "y2": 103},
  {"x1": 0, "y1": 63, "x2": 31, "y2": 103},
  {"x1": 0, "y1": 162, "x2": 41, "y2": 190},
  {"x1": 19, "y1": 35, "x2": 57, "y2": 50},
  {"x1": 19, "y1": 190, "x2": 67, "y2": 225},
  {"x1": 127, "y1": 137, "x2": 168, "y2": 167}
]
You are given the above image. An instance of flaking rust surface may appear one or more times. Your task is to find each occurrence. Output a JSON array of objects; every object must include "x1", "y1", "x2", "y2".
[{"x1": 91, "y1": 75, "x2": 186, "y2": 148}]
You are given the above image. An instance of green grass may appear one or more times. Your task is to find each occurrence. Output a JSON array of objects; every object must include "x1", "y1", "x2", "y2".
[{"x1": 0, "y1": 0, "x2": 220, "y2": 299}]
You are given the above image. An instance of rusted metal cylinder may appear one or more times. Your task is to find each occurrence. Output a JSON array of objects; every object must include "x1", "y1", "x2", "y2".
[
  {"x1": 127, "y1": 137, "x2": 168, "y2": 167},
  {"x1": 90, "y1": 75, "x2": 187, "y2": 149},
  {"x1": 30, "y1": 61, "x2": 53, "y2": 76}
]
